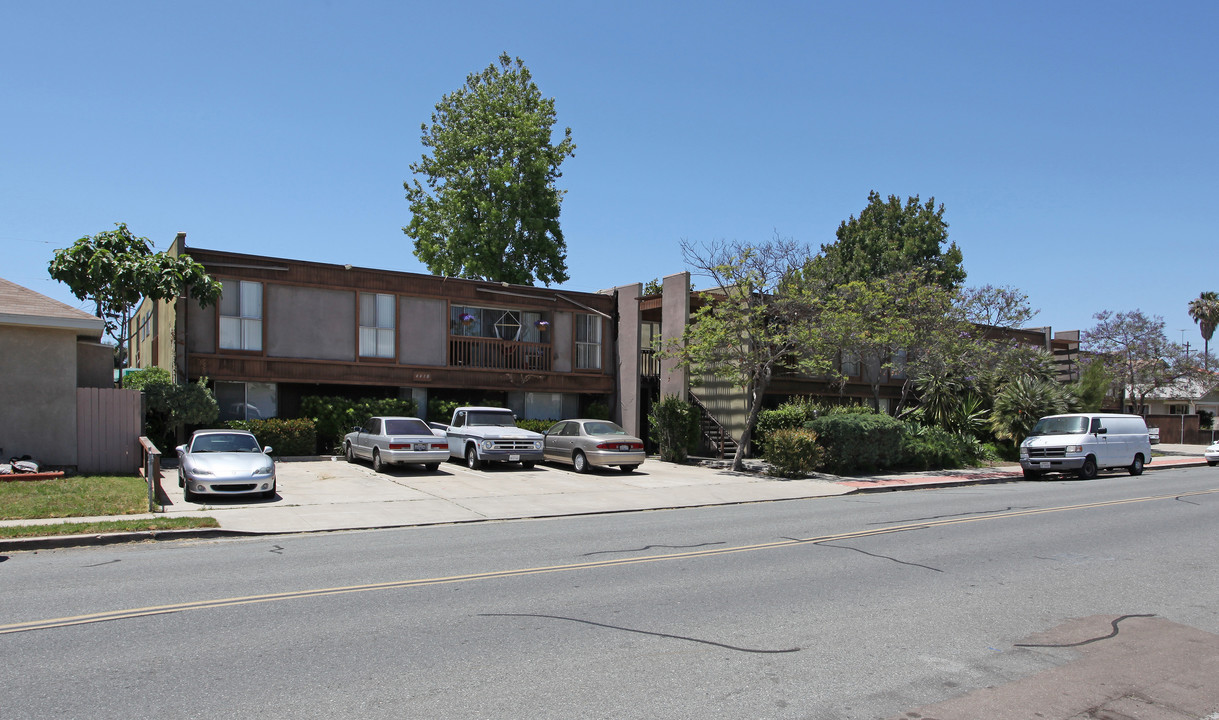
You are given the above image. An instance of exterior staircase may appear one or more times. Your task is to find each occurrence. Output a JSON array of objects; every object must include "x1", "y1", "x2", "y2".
[{"x1": 688, "y1": 392, "x2": 738, "y2": 460}]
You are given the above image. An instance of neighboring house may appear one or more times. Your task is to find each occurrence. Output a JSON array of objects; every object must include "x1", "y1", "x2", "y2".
[
  {"x1": 128, "y1": 236, "x2": 617, "y2": 425},
  {"x1": 1124, "y1": 376, "x2": 1219, "y2": 444},
  {"x1": 0, "y1": 277, "x2": 114, "y2": 467}
]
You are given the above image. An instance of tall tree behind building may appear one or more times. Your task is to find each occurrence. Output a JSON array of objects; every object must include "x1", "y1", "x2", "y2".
[{"x1": 404, "y1": 53, "x2": 575, "y2": 286}]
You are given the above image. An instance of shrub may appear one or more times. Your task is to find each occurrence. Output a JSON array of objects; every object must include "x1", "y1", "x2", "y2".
[
  {"x1": 226, "y1": 418, "x2": 317, "y2": 457},
  {"x1": 755, "y1": 397, "x2": 823, "y2": 449},
  {"x1": 899, "y1": 425, "x2": 980, "y2": 470},
  {"x1": 428, "y1": 398, "x2": 463, "y2": 423},
  {"x1": 807, "y1": 412, "x2": 905, "y2": 474},
  {"x1": 516, "y1": 418, "x2": 556, "y2": 434},
  {"x1": 649, "y1": 396, "x2": 700, "y2": 463},
  {"x1": 123, "y1": 367, "x2": 219, "y2": 452},
  {"x1": 763, "y1": 427, "x2": 823, "y2": 478},
  {"x1": 300, "y1": 396, "x2": 419, "y2": 454}
]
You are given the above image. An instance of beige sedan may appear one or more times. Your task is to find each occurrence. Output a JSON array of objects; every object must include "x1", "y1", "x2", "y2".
[{"x1": 542, "y1": 419, "x2": 646, "y2": 473}]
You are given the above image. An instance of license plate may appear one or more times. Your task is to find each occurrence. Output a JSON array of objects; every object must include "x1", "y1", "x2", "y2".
[
  {"x1": 509, "y1": 454, "x2": 520, "y2": 462},
  {"x1": 1039, "y1": 462, "x2": 1051, "y2": 469},
  {"x1": 618, "y1": 444, "x2": 630, "y2": 451},
  {"x1": 413, "y1": 444, "x2": 426, "y2": 451}
]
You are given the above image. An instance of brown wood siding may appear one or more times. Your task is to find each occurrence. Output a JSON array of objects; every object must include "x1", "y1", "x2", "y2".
[{"x1": 189, "y1": 354, "x2": 612, "y2": 394}]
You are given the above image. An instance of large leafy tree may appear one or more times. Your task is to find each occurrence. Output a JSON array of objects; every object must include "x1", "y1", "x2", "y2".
[
  {"x1": 816, "y1": 269, "x2": 961, "y2": 412},
  {"x1": 667, "y1": 237, "x2": 833, "y2": 472},
  {"x1": 1187, "y1": 290, "x2": 1219, "y2": 371},
  {"x1": 48, "y1": 223, "x2": 221, "y2": 380},
  {"x1": 819, "y1": 191, "x2": 966, "y2": 291},
  {"x1": 1084, "y1": 310, "x2": 1193, "y2": 412},
  {"x1": 404, "y1": 53, "x2": 575, "y2": 286}
]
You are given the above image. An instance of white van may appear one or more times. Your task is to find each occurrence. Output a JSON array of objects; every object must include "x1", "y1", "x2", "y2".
[{"x1": 1019, "y1": 413, "x2": 1152, "y2": 480}]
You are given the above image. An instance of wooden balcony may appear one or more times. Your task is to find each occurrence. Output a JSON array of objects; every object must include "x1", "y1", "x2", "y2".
[{"x1": 449, "y1": 337, "x2": 551, "y2": 372}]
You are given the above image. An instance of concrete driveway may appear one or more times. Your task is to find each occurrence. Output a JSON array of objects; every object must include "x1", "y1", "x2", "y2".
[{"x1": 161, "y1": 455, "x2": 851, "y2": 534}]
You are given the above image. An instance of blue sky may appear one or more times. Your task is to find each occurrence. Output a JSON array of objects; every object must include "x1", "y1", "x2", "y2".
[{"x1": 3, "y1": 1, "x2": 1216, "y2": 350}]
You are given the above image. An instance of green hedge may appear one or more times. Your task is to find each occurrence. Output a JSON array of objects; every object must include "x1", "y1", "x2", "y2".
[
  {"x1": 300, "y1": 396, "x2": 419, "y2": 454},
  {"x1": 226, "y1": 418, "x2": 317, "y2": 457},
  {"x1": 899, "y1": 425, "x2": 981, "y2": 470},
  {"x1": 806, "y1": 413, "x2": 906, "y2": 474},
  {"x1": 516, "y1": 418, "x2": 557, "y2": 434},
  {"x1": 649, "y1": 396, "x2": 700, "y2": 463},
  {"x1": 762, "y1": 427, "x2": 823, "y2": 478},
  {"x1": 755, "y1": 398, "x2": 823, "y2": 449}
]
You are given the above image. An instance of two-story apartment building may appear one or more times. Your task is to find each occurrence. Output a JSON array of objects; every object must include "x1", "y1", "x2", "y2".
[{"x1": 129, "y1": 235, "x2": 617, "y2": 425}]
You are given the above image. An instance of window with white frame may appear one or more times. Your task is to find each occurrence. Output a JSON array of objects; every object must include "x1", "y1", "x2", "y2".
[
  {"x1": 359, "y1": 293, "x2": 395, "y2": 358},
  {"x1": 575, "y1": 314, "x2": 603, "y2": 370},
  {"x1": 219, "y1": 280, "x2": 262, "y2": 351}
]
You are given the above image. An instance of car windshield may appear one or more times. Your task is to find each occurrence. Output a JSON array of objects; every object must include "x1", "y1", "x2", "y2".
[
  {"x1": 584, "y1": 421, "x2": 626, "y2": 436},
  {"x1": 468, "y1": 411, "x2": 516, "y2": 426},
  {"x1": 1028, "y1": 416, "x2": 1088, "y2": 436},
  {"x1": 384, "y1": 419, "x2": 431, "y2": 435},
  {"x1": 190, "y1": 433, "x2": 261, "y2": 453}
]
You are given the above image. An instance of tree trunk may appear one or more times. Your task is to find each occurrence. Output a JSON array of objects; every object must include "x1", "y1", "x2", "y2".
[{"x1": 733, "y1": 377, "x2": 770, "y2": 473}]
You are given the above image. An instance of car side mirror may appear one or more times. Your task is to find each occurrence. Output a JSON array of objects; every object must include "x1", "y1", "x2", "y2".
[
  {"x1": 1095, "y1": 428, "x2": 1107, "y2": 435},
  {"x1": 351, "y1": 426, "x2": 362, "y2": 432},
  {"x1": 176, "y1": 445, "x2": 187, "y2": 454},
  {"x1": 264, "y1": 446, "x2": 273, "y2": 454}
]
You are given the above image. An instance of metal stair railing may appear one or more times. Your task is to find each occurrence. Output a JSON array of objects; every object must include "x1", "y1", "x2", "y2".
[{"x1": 687, "y1": 392, "x2": 738, "y2": 459}]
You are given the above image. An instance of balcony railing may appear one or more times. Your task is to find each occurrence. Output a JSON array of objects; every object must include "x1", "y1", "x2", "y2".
[
  {"x1": 449, "y1": 337, "x2": 551, "y2": 372},
  {"x1": 640, "y1": 348, "x2": 661, "y2": 378}
]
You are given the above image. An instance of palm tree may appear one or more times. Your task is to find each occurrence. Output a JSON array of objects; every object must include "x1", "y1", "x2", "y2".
[{"x1": 1187, "y1": 291, "x2": 1219, "y2": 371}]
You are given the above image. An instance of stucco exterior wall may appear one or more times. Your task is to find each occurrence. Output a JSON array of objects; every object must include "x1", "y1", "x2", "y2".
[
  {"x1": 0, "y1": 325, "x2": 78, "y2": 465},
  {"x1": 266, "y1": 286, "x2": 355, "y2": 360},
  {"x1": 77, "y1": 340, "x2": 114, "y2": 388},
  {"x1": 399, "y1": 296, "x2": 447, "y2": 366},
  {"x1": 612, "y1": 283, "x2": 642, "y2": 435},
  {"x1": 660, "y1": 272, "x2": 689, "y2": 400},
  {"x1": 186, "y1": 301, "x2": 215, "y2": 354}
]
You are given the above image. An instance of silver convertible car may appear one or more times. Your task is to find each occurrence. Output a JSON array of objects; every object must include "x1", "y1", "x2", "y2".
[
  {"x1": 542, "y1": 419, "x2": 646, "y2": 473},
  {"x1": 344, "y1": 416, "x2": 450, "y2": 472},
  {"x1": 177, "y1": 429, "x2": 276, "y2": 501}
]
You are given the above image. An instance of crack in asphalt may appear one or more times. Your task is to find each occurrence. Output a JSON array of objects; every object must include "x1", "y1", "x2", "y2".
[
  {"x1": 480, "y1": 612, "x2": 800, "y2": 654},
  {"x1": 814, "y1": 541, "x2": 944, "y2": 573},
  {"x1": 82, "y1": 559, "x2": 121, "y2": 567},
  {"x1": 1174, "y1": 495, "x2": 1201, "y2": 505},
  {"x1": 582, "y1": 542, "x2": 726, "y2": 557},
  {"x1": 1014, "y1": 614, "x2": 1156, "y2": 648}
]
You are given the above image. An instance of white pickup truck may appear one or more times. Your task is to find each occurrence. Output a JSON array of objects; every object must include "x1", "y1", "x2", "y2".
[{"x1": 431, "y1": 406, "x2": 543, "y2": 470}]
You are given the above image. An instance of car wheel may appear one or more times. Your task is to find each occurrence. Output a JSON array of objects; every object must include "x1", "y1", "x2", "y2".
[
  {"x1": 345, "y1": 443, "x2": 355, "y2": 463},
  {"x1": 1208, "y1": 460, "x2": 1218, "y2": 467},
  {"x1": 372, "y1": 450, "x2": 384, "y2": 473},
  {"x1": 1022, "y1": 468, "x2": 1043, "y2": 480},
  {"x1": 520, "y1": 460, "x2": 535, "y2": 469},
  {"x1": 573, "y1": 450, "x2": 589, "y2": 474},
  {"x1": 184, "y1": 486, "x2": 198, "y2": 503},
  {"x1": 425, "y1": 462, "x2": 440, "y2": 472},
  {"x1": 466, "y1": 446, "x2": 481, "y2": 470},
  {"x1": 1128, "y1": 455, "x2": 1144, "y2": 476},
  {"x1": 620, "y1": 465, "x2": 638, "y2": 474},
  {"x1": 1077, "y1": 457, "x2": 1098, "y2": 480},
  {"x1": 262, "y1": 483, "x2": 276, "y2": 499}
]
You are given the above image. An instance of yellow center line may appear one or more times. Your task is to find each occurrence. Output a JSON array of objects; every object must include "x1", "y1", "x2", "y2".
[{"x1": 3, "y1": 488, "x2": 1215, "y2": 635}]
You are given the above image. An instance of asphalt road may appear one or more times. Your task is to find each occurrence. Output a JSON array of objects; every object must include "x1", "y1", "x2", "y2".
[{"x1": 2, "y1": 466, "x2": 1217, "y2": 719}]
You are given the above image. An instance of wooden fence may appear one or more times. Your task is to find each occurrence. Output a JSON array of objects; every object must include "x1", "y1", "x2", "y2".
[{"x1": 76, "y1": 388, "x2": 142, "y2": 474}]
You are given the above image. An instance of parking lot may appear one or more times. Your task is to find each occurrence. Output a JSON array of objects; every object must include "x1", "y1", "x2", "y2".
[{"x1": 159, "y1": 454, "x2": 851, "y2": 534}]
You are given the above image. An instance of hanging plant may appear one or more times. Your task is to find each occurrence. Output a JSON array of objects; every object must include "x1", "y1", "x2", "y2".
[
  {"x1": 460, "y1": 313, "x2": 475, "y2": 326},
  {"x1": 534, "y1": 320, "x2": 550, "y2": 331}
]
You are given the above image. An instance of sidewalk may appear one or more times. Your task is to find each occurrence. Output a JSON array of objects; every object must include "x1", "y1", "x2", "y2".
[{"x1": 1, "y1": 445, "x2": 1210, "y2": 551}]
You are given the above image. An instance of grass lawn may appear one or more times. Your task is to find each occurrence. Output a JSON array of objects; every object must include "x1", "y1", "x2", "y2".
[{"x1": 0, "y1": 475, "x2": 218, "y2": 538}]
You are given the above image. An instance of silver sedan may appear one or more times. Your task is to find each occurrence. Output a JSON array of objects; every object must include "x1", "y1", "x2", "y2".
[
  {"x1": 542, "y1": 419, "x2": 646, "y2": 473},
  {"x1": 344, "y1": 416, "x2": 449, "y2": 472},
  {"x1": 177, "y1": 429, "x2": 276, "y2": 501}
]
